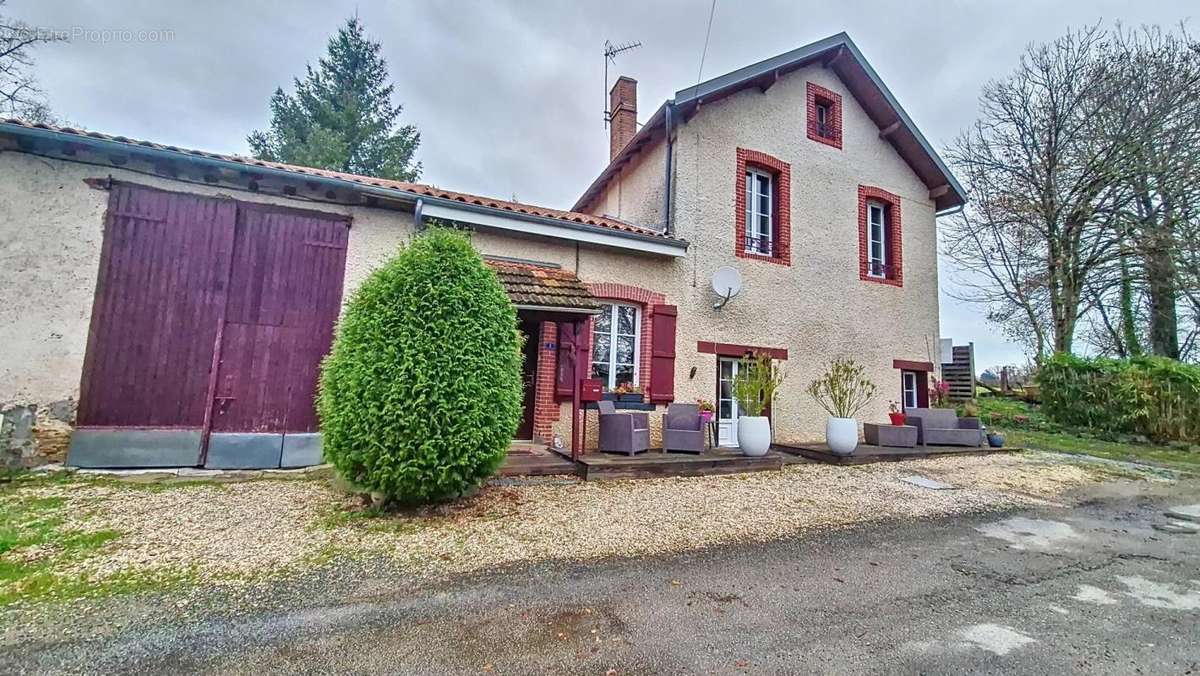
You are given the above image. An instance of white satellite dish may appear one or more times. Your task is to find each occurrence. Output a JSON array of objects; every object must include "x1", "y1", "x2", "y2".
[{"x1": 711, "y1": 266, "x2": 743, "y2": 310}]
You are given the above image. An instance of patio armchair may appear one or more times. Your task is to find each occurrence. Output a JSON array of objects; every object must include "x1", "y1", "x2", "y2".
[
  {"x1": 597, "y1": 400, "x2": 650, "y2": 456},
  {"x1": 903, "y1": 408, "x2": 984, "y2": 447},
  {"x1": 662, "y1": 403, "x2": 705, "y2": 454}
]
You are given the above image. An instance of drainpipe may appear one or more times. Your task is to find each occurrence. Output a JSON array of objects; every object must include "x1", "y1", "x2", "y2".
[
  {"x1": 662, "y1": 101, "x2": 675, "y2": 236},
  {"x1": 414, "y1": 197, "x2": 425, "y2": 230}
]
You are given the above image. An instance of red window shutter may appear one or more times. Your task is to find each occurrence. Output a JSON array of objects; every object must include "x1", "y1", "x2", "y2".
[
  {"x1": 649, "y1": 305, "x2": 677, "y2": 403},
  {"x1": 555, "y1": 322, "x2": 575, "y2": 400}
]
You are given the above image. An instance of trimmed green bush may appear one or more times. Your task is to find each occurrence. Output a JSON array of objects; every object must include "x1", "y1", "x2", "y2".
[
  {"x1": 318, "y1": 228, "x2": 522, "y2": 504},
  {"x1": 1037, "y1": 353, "x2": 1200, "y2": 442}
]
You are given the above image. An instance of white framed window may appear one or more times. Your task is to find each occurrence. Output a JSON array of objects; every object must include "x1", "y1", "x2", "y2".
[
  {"x1": 902, "y1": 371, "x2": 918, "y2": 410},
  {"x1": 590, "y1": 303, "x2": 640, "y2": 389},
  {"x1": 744, "y1": 168, "x2": 774, "y2": 255},
  {"x1": 815, "y1": 102, "x2": 831, "y2": 137},
  {"x1": 867, "y1": 200, "x2": 888, "y2": 277}
]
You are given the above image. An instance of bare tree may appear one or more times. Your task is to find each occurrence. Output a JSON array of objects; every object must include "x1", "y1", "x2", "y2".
[
  {"x1": 943, "y1": 26, "x2": 1128, "y2": 362},
  {"x1": 0, "y1": 0, "x2": 61, "y2": 121},
  {"x1": 1100, "y1": 25, "x2": 1200, "y2": 359}
]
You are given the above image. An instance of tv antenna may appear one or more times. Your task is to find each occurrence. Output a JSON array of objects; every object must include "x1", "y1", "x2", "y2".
[{"x1": 604, "y1": 39, "x2": 642, "y2": 128}]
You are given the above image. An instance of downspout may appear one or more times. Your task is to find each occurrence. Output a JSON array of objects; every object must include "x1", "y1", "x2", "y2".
[{"x1": 662, "y1": 101, "x2": 675, "y2": 236}]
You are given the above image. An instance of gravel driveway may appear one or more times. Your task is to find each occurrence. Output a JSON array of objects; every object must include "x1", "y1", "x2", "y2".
[
  {"x1": 1, "y1": 452, "x2": 1136, "y2": 593},
  {"x1": 2, "y1": 474, "x2": 1197, "y2": 674}
]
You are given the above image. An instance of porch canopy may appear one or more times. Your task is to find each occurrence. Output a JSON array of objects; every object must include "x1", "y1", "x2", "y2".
[
  {"x1": 486, "y1": 257, "x2": 602, "y2": 321},
  {"x1": 486, "y1": 258, "x2": 600, "y2": 459}
]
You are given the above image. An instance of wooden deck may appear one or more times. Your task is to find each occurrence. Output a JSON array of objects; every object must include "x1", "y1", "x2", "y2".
[
  {"x1": 563, "y1": 447, "x2": 784, "y2": 481},
  {"x1": 499, "y1": 443, "x2": 579, "y2": 477},
  {"x1": 775, "y1": 442, "x2": 1011, "y2": 465}
]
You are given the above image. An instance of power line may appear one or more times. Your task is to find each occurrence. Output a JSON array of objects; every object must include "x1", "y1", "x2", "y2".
[{"x1": 690, "y1": 0, "x2": 718, "y2": 97}]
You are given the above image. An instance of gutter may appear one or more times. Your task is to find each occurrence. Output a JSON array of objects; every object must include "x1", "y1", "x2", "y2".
[
  {"x1": 0, "y1": 122, "x2": 689, "y2": 253},
  {"x1": 662, "y1": 101, "x2": 674, "y2": 236}
]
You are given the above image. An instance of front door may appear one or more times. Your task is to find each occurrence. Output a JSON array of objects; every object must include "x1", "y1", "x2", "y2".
[
  {"x1": 717, "y1": 357, "x2": 742, "y2": 447},
  {"x1": 515, "y1": 319, "x2": 539, "y2": 440}
]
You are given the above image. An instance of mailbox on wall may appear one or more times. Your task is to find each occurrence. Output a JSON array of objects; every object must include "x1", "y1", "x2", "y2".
[{"x1": 580, "y1": 378, "x2": 604, "y2": 402}]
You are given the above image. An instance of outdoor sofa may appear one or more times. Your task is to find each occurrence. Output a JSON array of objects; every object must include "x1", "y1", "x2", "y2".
[{"x1": 903, "y1": 408, "x2": 984, "y2": 447}]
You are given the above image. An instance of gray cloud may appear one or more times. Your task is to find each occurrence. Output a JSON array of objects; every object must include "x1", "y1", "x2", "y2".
[{"x1": 9, "y1": 0, "x2": 1196, "y2": 369}]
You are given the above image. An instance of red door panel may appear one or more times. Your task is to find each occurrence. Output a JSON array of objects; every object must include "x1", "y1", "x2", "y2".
[
  {"x1": 77, "y1": 185, "x2": 236, "y2": 428},
  {"x1": 210, "y1": 205, "x2": 348, "y2": 434}
]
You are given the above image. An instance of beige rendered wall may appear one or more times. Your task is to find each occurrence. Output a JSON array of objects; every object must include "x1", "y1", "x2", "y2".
[
  {"x1": 578, "y1": 63, "x2": 942, "y2": 444},
  {"x1": 0, "y1": 151, "x2": 415, "y2": 408}
]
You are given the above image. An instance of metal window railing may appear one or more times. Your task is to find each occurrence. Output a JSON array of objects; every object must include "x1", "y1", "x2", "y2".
[{"x1": 745, "y1": 234, "x2": 775, "y2": 257}]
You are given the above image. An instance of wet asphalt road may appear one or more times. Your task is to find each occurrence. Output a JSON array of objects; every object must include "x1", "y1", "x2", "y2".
[{"x1": 4, "y1": 479, "x2": 1199, "y2": 675}]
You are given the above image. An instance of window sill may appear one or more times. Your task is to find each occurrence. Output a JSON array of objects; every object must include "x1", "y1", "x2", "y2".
[
  {"x1": 737, "y1": 249, "x2": 789, "y2": 266},
  {"x1": 860, "y1": 273, "x2": 903, "y2": 287},
  {"x1": 584, "y1": 401, "x2": 657, "y2": 411}
]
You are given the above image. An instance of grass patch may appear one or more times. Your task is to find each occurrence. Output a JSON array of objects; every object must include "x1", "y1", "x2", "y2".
[
  {"x1": 0, "y1": 481, "x2": 198, "y2": 607},
  {"x1": 1004, "y1": 429, "x2": 1199, "y2": 472}
]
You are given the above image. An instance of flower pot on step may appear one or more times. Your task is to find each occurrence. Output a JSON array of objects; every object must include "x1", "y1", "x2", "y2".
[
  {"x1": 737, "y1": 416, "x2": 771, "y2": 457},
  {"x1": 826, "y1": 416, "x2": 859, "y2": 455}
]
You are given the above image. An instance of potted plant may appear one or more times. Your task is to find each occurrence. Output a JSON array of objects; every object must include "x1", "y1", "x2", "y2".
[
  {"x1": 929, "y1": 377, "x2": 951, "y2": 408},
  {"x1": 987, "y1": 431, "x2": 1005, "y2": 448},
  {"x1": 806, "y1": 358, "x2": 878, "y2": 456},
  {"x1": 613, "y1": 383, "x2": 643, "y2": 403},
  {"x1": 731, "y1": 352, "x2": 784, "y2": 457},
  {"x1": 887, "y1": 401, "x2": 906, "y2": 426},
  {"x1": 696, "y1": 399, "x2": 715, "y2": 424}
]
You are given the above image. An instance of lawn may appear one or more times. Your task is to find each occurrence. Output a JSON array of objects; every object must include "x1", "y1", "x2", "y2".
[{"x1": 977, "y1": 396, "x2": 1200, "y2": 472}]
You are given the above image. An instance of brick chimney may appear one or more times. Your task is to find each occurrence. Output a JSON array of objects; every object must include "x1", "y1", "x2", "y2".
[{"x1": 609, "y1": 76, "x2": 637, "y2": 160}]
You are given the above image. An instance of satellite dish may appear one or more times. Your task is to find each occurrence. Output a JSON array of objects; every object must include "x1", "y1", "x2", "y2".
[{"x1": 711, "y1": 266, "x2": 743, "y2": 310}]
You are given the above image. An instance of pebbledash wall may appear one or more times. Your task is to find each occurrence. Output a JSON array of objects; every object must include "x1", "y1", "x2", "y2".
[
  {"x1": 570, "y1": 61, "x2": 943, "y2": 448},
  {"x1": 0, "y1": 59, "x2": 940, "y2": 464}
]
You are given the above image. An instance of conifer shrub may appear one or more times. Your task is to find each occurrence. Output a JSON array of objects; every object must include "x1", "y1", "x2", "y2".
[{"x1": 318, "y1": 228, "x2": 522, "y2": 504}]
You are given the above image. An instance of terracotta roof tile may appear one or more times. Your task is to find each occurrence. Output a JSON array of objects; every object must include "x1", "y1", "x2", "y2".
[
  {"x1": 0, "y1": 118, "x2": 679, "y2": 242},
  {"x1": 486, "y1": 259, "x2": 600, "y2": 312}
]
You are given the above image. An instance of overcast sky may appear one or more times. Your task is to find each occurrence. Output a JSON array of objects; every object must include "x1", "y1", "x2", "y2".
[{"x1": 10, "y1": 0, "x2": 1196, "y2": 371}]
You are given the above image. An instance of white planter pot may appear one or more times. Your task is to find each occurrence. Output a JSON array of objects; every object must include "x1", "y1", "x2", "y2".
[
  {"x1": 826, "y1": 417, "x2": 859, "y2": 455},
  {"x1": 737, "y1": 416, "x2": 772, "y2": 457}
]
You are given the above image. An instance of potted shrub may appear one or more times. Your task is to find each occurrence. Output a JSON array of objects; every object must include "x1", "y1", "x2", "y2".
[
  {"x1": 696, "y1": 399, "x2": 715, "y2": 424},
  {"x1": 613, "y1": 383, "x2": 643, "y2": 403},
  {"x1": 987, "y1": 431, "x2": 1005, "y2": 448},
  {"x1": 732, "y1": 352, "x2": 784, "y2": 457},
  {"x1": 806, "y1": 358, "x2": 878, "y2": 456},
  {"x1": 887, "y1": 401, "x2": 906, "y2": 426}
]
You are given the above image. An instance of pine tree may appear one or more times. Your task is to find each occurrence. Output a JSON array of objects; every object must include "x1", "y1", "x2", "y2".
[{"x1": 248, "y1": 17, "x2": 421, "y2": 181}]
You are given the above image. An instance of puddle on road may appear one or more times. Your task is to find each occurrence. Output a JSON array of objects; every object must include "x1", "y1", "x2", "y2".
[
  {"x1": 902, "y1": 623, "x2": 1038, "y2": 657},
  {"x1": 1072, "y1": 584, "x2": 1118, "y2": 605},
  {"x1": 1117, "y1": 576, "x2": 1200, "y2": 610},
  {"x1": 976, "y1": 517, "x2": 1082, "y2": 550}
]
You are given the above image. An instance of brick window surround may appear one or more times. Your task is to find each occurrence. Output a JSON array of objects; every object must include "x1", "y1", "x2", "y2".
[
  {"x1": 858, "y1": 185, "x2": 903, "y2": 287},
  {"x1": 533, "y1": 284, "x2": 667, "y2": 440},
  {"x1": 585, "y1": 282, "x2": 666, "y2": 396},
  {"x1": 806, "y1": 82, "x2": 843, "y2": 150},
  {"x1": 735, "y1": 148, "x2": 792, "y2": 266}
]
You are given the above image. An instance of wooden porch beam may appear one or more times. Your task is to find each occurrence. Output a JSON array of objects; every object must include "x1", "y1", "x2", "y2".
[
  {"x1": 822, "y1": 46, "x2": 847, "y2": 68},
  {"x1": 928, "y1": 184, "x2": 951, "y2": 200},
  {"x1": 758, "y1": 69, "x2": 781, "y2": 93}
]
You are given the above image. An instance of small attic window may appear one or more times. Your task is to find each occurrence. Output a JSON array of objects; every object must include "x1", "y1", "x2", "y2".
[{"x1": 806, "y1": 82, "x2": 843, "y2": 150}]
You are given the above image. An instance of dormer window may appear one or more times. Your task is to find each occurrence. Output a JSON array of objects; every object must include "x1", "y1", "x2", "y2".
[{"x1": 806, "y1": 82, "x2": 843, "y2": 150}]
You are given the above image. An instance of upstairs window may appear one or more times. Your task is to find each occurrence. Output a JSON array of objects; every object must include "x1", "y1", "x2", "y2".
[
  {"x1": 744, "y1": 168, "x2": 774, "y2": 256},
  {"x1": 858, "y1": 185, "x2": 903, "y2": 286},
  {"x1": 806, "y1": 82, "x2": 843, "y2": 150},
  {"x1": 735, "y1": 148, "x2": 792, "y2": 266},
  {"x1": 867, "y1": 201, "x2": 888, "y2": 278}
]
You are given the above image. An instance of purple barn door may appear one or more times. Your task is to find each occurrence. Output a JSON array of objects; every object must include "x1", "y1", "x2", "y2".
[
  {"x1": 204, "y1": 203, "x2": 348, "y2": 468},
  {"x1": 71, "y1": 185, "x2": 237, "y2": 467}
]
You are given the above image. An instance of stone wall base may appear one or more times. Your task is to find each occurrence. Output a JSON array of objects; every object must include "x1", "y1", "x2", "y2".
[{"x1": 1, "y1": 399, "x2": 75, "y2": 469}]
